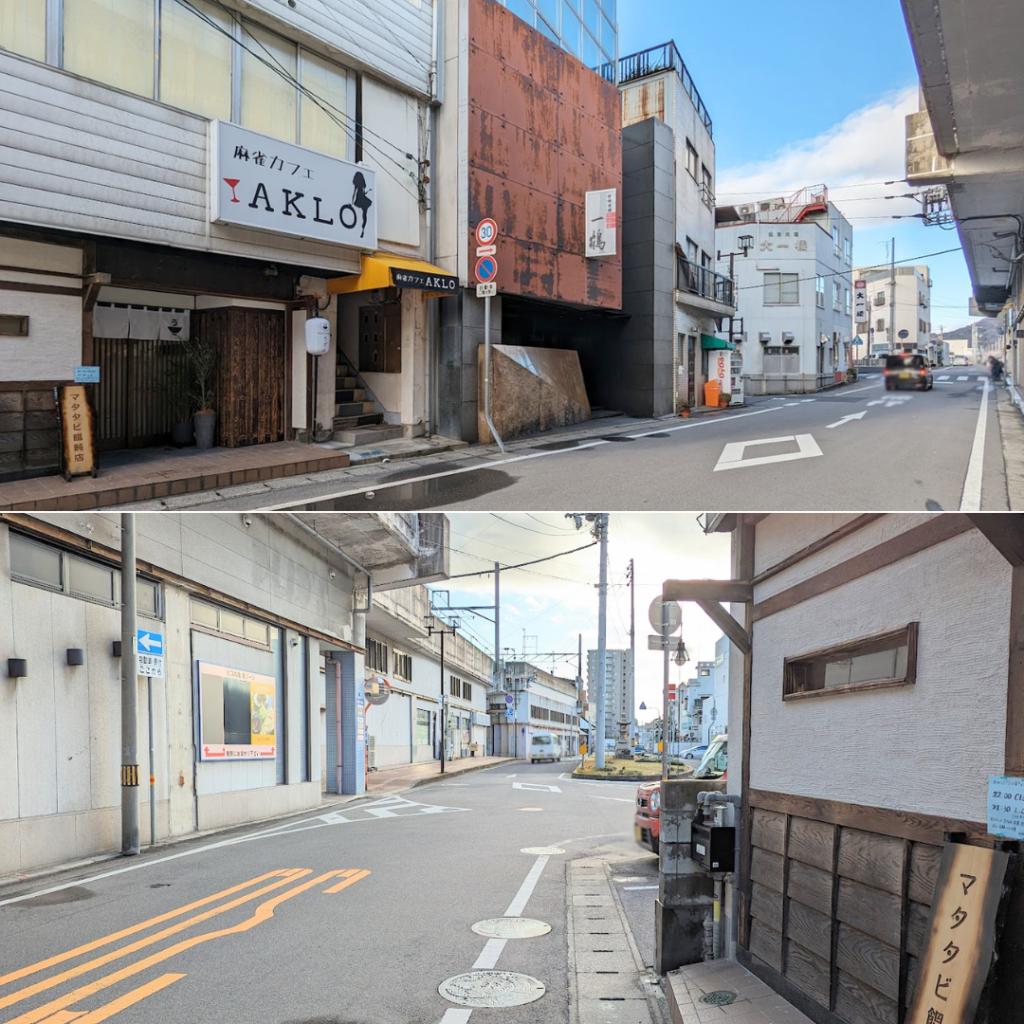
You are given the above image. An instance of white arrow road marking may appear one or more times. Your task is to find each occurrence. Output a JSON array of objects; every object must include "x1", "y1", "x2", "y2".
[
  {"x1": 959, "y1": 377, "x2": 990, "y2": 511},
  {"x1": 825, "y1": 411, "x2": 867, "y2": 429},
  {"x1": 714, "y1": 434, "x2": 823, "y2": 471},
  {"x1": 513, "y1": 782, "x2": 562, "y2": 792}
]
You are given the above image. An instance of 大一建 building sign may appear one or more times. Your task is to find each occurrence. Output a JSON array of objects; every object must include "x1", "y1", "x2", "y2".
[{"x1": 210, "y1": 121, "x2": 378, "y2": 250}]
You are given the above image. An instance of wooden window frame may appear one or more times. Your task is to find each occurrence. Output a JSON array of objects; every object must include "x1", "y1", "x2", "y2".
[
  {"x1": 782, "y1": 622, "x2": 918, "y2": 701},
  {"x1": 392, "y1": 649, "x2": 412, "y2": 681}
]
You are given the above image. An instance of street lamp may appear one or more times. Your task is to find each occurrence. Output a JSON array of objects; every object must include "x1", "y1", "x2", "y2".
[{"x1": 425, "y1": 613, "x2": 460, "y2": 774}]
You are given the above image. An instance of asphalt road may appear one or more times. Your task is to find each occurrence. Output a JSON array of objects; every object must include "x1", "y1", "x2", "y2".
[
  {"x1": 0, "y1": 761, "x2": 654, "y2": 1024},
  {"x1": 145, "y1": 370, "x2": 1004, "y2": 513}
]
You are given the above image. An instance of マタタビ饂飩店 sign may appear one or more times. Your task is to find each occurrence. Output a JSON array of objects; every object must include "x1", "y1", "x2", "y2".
[{"x1": 905, "y1": 842, "x2": 1010, "y2": 1024}]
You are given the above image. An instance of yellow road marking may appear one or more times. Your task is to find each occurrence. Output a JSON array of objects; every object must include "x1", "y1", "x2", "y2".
[
  {"x1": 64, "y1": 973, "x2": 185, "y2": 1024},
  {"x1": 34, "y1": 1014, "x2": 84, "y2": 1023},
  {"x1": 323, "y1": 869, "x2": 371, "y2": 893},
  {"x1": 0, "y1": 870, "x2": 300, "y2": 988},
  {"x1": 6, "y1": 871, "x2": 363, "y2": 1024},
  {"x1": 0, "y1": 871, "x2": 310, "y2": 1012}
]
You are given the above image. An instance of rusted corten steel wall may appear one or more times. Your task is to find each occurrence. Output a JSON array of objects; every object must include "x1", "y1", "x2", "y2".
[{"x1": 468, "y1": 0, "x2": 622, "y2": 309}]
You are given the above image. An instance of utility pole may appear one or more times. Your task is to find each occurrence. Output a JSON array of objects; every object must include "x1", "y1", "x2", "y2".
[
  {"x1": 568, "y1": 512, "x2": 609, "y2": 769},
  {"x1": 627, "y1": 558, "x2": 636, "y2": 755},
  {"x1": 889, "y1": 237, "x2": 897, "y2": 354},
  {"x1": 120, "y1": 513, "x2": 139, "y2": 856},
  {"x1": 494, "y1": 561, "x2": 500, "y2": 756},
  {"x1": 425, "y1": 614, "x2": 459, "y2": 773}
]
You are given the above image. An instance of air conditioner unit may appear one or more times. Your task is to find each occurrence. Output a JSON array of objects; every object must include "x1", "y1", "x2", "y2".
[{"x1": 738, "y1": 204, "x2": 754, "y2": 217}]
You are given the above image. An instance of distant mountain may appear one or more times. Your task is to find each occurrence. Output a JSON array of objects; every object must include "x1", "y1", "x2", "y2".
[{"x1": 938, "y1": 319, "x2": 1001, "y2": 344}]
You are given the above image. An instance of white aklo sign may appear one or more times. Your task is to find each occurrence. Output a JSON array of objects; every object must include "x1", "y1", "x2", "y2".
[
  {"x1": 585, "y1": 188, "x2": 618, "y2": 258},
  {"x1": 210, "y1": 121, "x2": 377, "y2": 250}
]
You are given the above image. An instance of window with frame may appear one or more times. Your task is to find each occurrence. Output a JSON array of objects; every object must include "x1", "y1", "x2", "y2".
[
  {"x1": 449, "y1": 674, "x2": 461, "y2": 697},
  {"x1": 5, "y1": 0, "x2": 351, "y2": 158},
  {"x1": 815, "y1": 275, "x2": 825, "y2": 308},
  {"x1": 392, "y1": 650, "x2": 412, "y2": 681},
  {"x1": 10, "y1": 532, "x2": 163, "y2": 615},
  {"x1": 685, "y1": 139, "x2": 699, "y2": 181},
  {"x1": 461, "y1": 680, "x2": 472, "y2": 701},
  {"x1": 845, "y1": 288, "x2": 852, "y2": 316},
  {"x1": 764, "y1": 272, "x2": 799, "y2": 305},
  {"x1": 843, "y1": 236, "x2": 852, "y2": 265},
  {"x1": 832, "y1": 224, "x2": 841, "y2": 256},
  {"x1": 366, "y1": 637, "x2": 388, "y2": 672},
  {"x1": 783, "y1": 623, "x2": 918, "y2": 700},
  {"x1": 832, "y1": 280, "x2": 841, "y2": 309},
  {"x1": 876, "y1": 318, "x2": 885, "y2": 333},
  {"x1": 190, "y1": 599, "x2": 270, "y2": 646},
  {"x1": 415, "y1": 708, "x2": 431, "y2": 745}
]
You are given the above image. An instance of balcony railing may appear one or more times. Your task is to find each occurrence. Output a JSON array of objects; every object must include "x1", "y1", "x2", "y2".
[
  {"x1": 619, "y1": 41, "x2": 713, "y2": 138},
  {"x1": 677, "y1": 255, "x2": 735, "y2": 307}
]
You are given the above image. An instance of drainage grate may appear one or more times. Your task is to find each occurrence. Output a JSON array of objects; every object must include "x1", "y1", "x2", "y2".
[
  {"x1": 471, "y1": 917, "x2": 551, "y2": 939},
  {"x1": 439, "y1": 971, "x2": 545, "y2": 1007},
  {"x1": 700, "y1": 991, "x2": 738, "y2": 1006}
]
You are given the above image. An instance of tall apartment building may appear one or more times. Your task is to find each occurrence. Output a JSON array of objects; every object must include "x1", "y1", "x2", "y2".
[
  {"x1": 496, "y1": 0, "x2": 617, "y2": 73},
  {"x1": 716, "y1": 186, "x2": 854, "y2": 394},
  {"x1": 853, "y1": 264, "x2": 932, "y2": 361},
  {"x1": 617, "y1": 41, "x2": 737, "y2": 414},
  {"x1": 587, "y1": 648, "x2": 632, "y2": 743}
]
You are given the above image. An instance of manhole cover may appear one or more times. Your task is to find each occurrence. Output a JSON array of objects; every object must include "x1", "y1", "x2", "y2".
[
  {"x1": 520, "y1": 846, "x2": 565, "y2": 854},
  {"x1": 439, "y1": 971, "x2": 546, "y2": 1007},
  {"x1": 699, "y1": 991, "x2": 737, "y2": 1006},
  {"x1": 472, "y1": 917, "x2": 551, "y2": 938}
]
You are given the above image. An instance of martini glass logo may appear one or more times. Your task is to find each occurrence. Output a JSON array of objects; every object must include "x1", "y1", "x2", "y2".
[{"x1": 223, "y1": 178, "x2": 241, "y2": 203}]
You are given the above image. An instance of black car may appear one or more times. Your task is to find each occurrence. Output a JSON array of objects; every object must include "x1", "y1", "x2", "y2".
[{"x1": 884, "y1": 353, "x2": 933, "y2": 391}]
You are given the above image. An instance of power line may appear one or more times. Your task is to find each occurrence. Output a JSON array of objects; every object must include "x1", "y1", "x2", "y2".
[
  {"x1": 446, "y1": 541, "x2": 599, "y2": 580},
  {"x1": 489, "y1": 513, "x2": 578, "y2": 537}
]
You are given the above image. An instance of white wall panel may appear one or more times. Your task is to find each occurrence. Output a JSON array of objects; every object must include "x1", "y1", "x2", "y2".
[{"x1": 749, "y1": 529, "x2": 1010, "y2": 822}]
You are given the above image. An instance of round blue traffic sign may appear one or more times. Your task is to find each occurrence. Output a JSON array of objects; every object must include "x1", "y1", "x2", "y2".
[{"x1": 475, "y1": 255, "x2": 498, "y2": 283}]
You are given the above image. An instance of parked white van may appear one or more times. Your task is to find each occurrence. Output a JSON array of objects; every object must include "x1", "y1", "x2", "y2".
[{"x1": 530, "y1": 732, "x2": 563, "y2": 763}]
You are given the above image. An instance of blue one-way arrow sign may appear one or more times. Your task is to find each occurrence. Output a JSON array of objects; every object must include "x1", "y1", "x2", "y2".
[
  {"x1": 137, "y1": 629, "x2": 165, "y2": 677},
  {"x1": 137, "y1": 630, "x2": 163, "y2": 654}
]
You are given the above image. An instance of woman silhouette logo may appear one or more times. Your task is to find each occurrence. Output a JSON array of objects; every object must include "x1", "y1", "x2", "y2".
[{"x1": 351, "y1": 172, "x2": 373, "y2": 238}]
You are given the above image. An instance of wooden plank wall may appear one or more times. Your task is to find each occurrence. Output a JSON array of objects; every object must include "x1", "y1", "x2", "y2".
[
  {"x1": 0, "y1": 382, "x2": 61, "y2": 480},
  {"x1": 746, "y1": 806, "x2": 941, "y2": 1024}
]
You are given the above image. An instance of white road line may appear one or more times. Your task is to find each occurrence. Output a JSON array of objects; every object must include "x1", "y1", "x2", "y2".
[
  {"x1": 714, "y1": 434, "x2": 823, "y2": 471},
  {"x1": 513, "y1": 782, "x2": 562, "y2": 792},
  {"x1": 593, "y1": 796, "x2": 636, "y2": 803},
  {"x1": 440, "y1": 1010, "x2": 474, "y2": 1024},
  {"x1": 267, "y1": 406, "x2": 784, "y2": 509},
  {"x1": 959, "y1": 377, "x2": 990, "y2": 511},
  {"x1": 472, "y1": 938, "x2": 508, "y2": 969},
  {"x1": 505, "y1": 855, "x2": 549, "y2": 917},
  {"x1": 622, "y1": 885, "x2": 659, "y2": 890}
]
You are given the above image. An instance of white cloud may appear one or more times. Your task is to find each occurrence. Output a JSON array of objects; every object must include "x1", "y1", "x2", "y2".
[{"x1": 718, "y1": 86, "x2": 922, "y2": 230}]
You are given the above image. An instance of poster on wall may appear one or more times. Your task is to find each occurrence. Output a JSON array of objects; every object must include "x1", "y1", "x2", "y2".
[{"x1": 197, "y1": 662, "x2": 277, "y2": 760}]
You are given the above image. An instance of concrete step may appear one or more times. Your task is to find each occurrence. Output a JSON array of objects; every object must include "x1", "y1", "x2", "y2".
[
  {"x1": 335, "y1": 372, "x2": 358, "y2": 388},
  {"x1": 334, "y1": 388, "x2": 366, "y2": 403},
  {"x1": 332, "y1": 423, "x2": 405, "y2": 446},
  {"x1": 334, "y1": 400, "x2": 377, "y2": 418}
]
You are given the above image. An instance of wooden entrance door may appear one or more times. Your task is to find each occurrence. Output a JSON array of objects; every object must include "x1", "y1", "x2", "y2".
[
  {"x1": 197, "y1": 307, "x2": 286, "y2": 447},
  {"x1": 94, "y1": 337, "x2": 188, "y2": 451}
]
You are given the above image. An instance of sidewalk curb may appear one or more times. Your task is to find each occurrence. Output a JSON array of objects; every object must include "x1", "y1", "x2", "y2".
[
  {"x1": 407, "y1": 757, "x2": 517, "y2": 788},
  {"x1": 996, "y1": 388, "x2": 1024, "y2": 511}
]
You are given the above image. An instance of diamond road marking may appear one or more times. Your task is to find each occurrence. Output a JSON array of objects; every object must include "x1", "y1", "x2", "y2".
[
  {"x1": 513, "y1": 782, "x2": 562, "y2": 793},
  {"x1": 713, "y1": 434, "x2": 823, "y2": 472}
]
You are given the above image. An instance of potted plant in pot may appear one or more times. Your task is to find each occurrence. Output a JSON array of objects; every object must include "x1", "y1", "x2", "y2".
[
  {"x1": 719, "y1": 392, "x2": 732, "y2": 408},
  {"x1": 183, "y1": 337, "x2": 219, "y2": 450},
  {"x1": 678, "y1": 399, "x2": 691, "y2": 419}
]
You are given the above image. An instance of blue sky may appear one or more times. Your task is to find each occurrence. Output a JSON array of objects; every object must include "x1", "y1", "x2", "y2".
[{"x1": 617, "y1": 0, "x2": 980, "y2": 331}]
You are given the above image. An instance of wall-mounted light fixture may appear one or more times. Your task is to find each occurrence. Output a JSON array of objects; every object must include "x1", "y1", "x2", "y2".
[
  {"x1": 66, "y1": 648, "x2": 85, "y2": 666},
  {"x1": 7, "y1": 658, "x2": 27, "y2": 679},
  {"x1": 112, "y1": 641, "x2": 122, "y2": 657}
]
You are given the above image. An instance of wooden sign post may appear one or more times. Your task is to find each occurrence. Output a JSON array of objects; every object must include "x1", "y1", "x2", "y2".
[
  {"x1": 57, "y1": 384, "x2": 98, "y2": 480},
  {"x1": 906, "y1": 843, "x2": 1011, "y2": 1024}
]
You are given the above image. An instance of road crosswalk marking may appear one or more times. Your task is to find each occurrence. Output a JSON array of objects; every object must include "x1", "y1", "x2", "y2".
[
  {"x1": 957, "y1": 375, "x2": 969, "y2": 380},
  {"x1": 938, "y1": 375, "x2": 949, "y2": 380}
]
